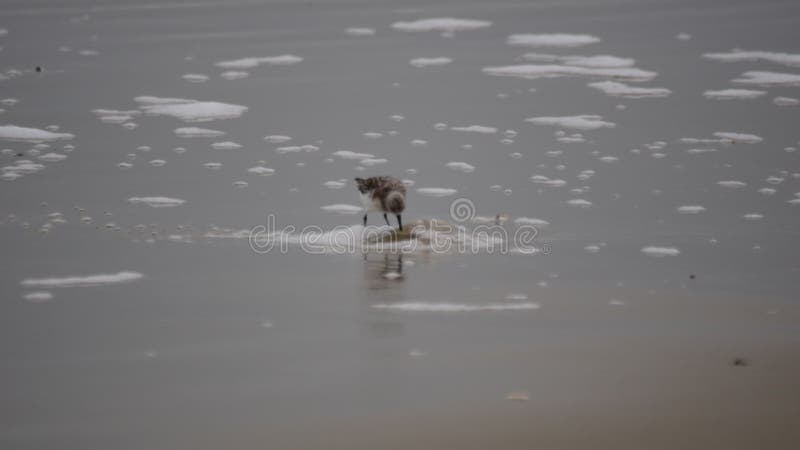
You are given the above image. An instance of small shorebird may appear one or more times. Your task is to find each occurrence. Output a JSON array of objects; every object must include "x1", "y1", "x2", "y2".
[{"x1": 355, "y1": 176, "x2": 406, "y2": 230}]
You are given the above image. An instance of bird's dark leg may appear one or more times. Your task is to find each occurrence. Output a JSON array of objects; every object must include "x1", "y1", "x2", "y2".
[
  {"x1": 383, "y1": 213, "x2": 391, "y2": 227},
  {"x1": 363, "y1": 214, "x2": 367, "y2": 227},
  {"x1": 396, "y1": 214, "x2": 403, "y2": 231}
]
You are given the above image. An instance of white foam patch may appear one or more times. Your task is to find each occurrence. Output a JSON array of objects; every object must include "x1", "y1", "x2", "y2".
[
  {"x1": 359, "y1": 158, "x2": 388, "y2": 167},
  {"x1": 677, "y1": 205, "x2": 706, "y2": 214},
  {"x1": 0, "y1": 125, "x2": 74, "y2": 142},
  {"x1": 220, "y1": 71, "x2": 249, "y2": 80},
  {"x1": 703, "y1": 50, "x2": 800, "y2": 68},
  {"x1": 323, "y1": 179, "x2": 347, "y2": 189},
  {"x1": 530, "y1": 175, "x2": 566, "y2": 187},
  {"x1": 526, "y1": 115, "x2": 615, "y2": 130},
  {"x1": 174, "y1": 127, "x2": 225, "y2": 138},
  {"x1": 743, "y1": 213, "x2": 764, "y2": 221},
  {"x1": 732, "y1": 71, "x2": 800, "y2": 87},
  {"x1": 417, "y1": 187, "x2": 457, "y2": 197},
  {"x1": 703, "y1": 89, "x2": 766, "y2": 100},
  {"x1": 450, "y1": 125, "x2": 497, "y2": 134},
  {"x1": 391, "y1": 18, "x2": 492, "y2": 33},
  {"x1": 182, "y1": 73, "x2": 209, "y2": 83},
  {"x1": 127, "y1": 196, "x2": 186, "y2": 207},
  {"x1": 204, "y1": 162, "x2": 222, "y2": 170},
  {"x1": 321, "y1": 204, "x2": 363, "y2": 214},
  {"x1": 211, "y1": 141, "x2": 242, "y2": 150},
  {"x1": 514, "y1": 217, "x2": 550, "y2": 226},
  {"x1": 24, "y1": 291, "x2": 53, "y2": 302},
  {"x1": 332, "y1": 150, "x2": 374, "y2": 160},
  {"x1": 483, "y1": 64, "x2": 656, "y2": 81},
  {"x1": 773, "y1": 97, "x2": 799, "y2": 106},
  {"x1": 717, "y1": 180, "x2": 747, "y2": 188},
  {"x1": 21, "y1": 271, "x2": 144, "y2": 288},
  {"x1": 641, "y1": 246, "x2": 680, "y2": 257},
  {"x1": 135, "y1": 96, "x2": 247, "y2": 122},
  {"x1": 346, "y1": 27, "x2": 376, "y2": 36},
  {"x1": 446, "y1": 161, "x2": 475, "y2": 173},
  {"x1": 522, "y1": 54, "x2": 634, "y2": 68},
  {"x1": 587, "y1": 81, "x2": 671, "y2": 98},
  {"x1": 507, "y1": 34, "x2": 600, "y2": 47},
  {"x1": 247, "y1": 166, "x2": 275, "y2": 176},
  {"x1": 92, "y1": 109, "x2": 141, "y2": 124},
  {"x1": 215, "y1": 55, "x2": 303, "y2": 69},
  {"x1": 37, "y1": 152, "x2": 67, "y2": 162},
  {"x1": 567, "y1": 198, "x2": 592, "y2": 207},
  {"x1": 713, "y1": 132, "x2": 763, "y2": 143},
  {"x1": 264, "y1": 135, "x2": 292, "y2": 143},
  {"x1": 410, "y1": 57, "x2": 452, "y2": 67},
  {"x1": 372, "y1": 302, "x2": 539, "y2": 312}
]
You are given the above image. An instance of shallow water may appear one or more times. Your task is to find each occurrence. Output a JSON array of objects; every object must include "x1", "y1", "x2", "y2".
[{"x1": 1, "y1": 0, "x2": 799, "y2": 449}]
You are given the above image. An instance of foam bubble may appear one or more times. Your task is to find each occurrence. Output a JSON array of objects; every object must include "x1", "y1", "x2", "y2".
[
  {"x1": 182, "y1": 73, "x2": 209, "y2": 83},
  {"x1": 359, "y1": 158, "x2": 388, "y2": 167},
  {"x1": 567, "y1": 198, "x2": 592, "y2": 207},
  {"x1": 743, "y1": 213, "x2": 764, "y2": 221},
  {"x1": 23, "y1": 291, "x2": 53, "y2": 302},
  {"x1": 703, "y1": 89, "x2": 766, "y2": 100},
  {"x1": 21, "y1": 271, "x2": 144, "y2": 288},
  {"x1": 247, "y1": 166, "x2": 275, "y2": 176},
  {"x1": 717, "y1": 180, "x2": 747, "y2": 188},
  {"x1": 220, "y1": 71, "x2": 249, "y2": 80},
  {"x1": 128, "y1": 196, "x2": 185, "y2": 207},
  {"x1": 211, "y1": 141, "x2": 242, "y2": 150},
  {"x1": 0, "y1": 125, "x2": 74, "y2": 142},
  {"x1": 587, "y1": 81, "x2": 671, "y2": 98},
  {"x1": 507, "y1": 34, "x2": 600, "y2": 47},
  {"x1": 136, "y1": 96, "x2": 247, "y2": 122},
  {"x1": 391, "y1": 18, "x2": 492, "y2": 33},
  {"x1": 215, "y1": 55, "x2": 303, "y2": 69},
  {"x1": 677, "y1": 205, "x2": 706, "y2": 214},
  {"x1": 410, "y1": 57, "x2": 452, "y2": 67},
  {"x1": 713, "y1": 132, "x2": 763, "y2": 143},
  {"x1": 641, "y1": 246, "x2": 680, "y2": 257},
  {"x1": 92, "y1": 109, "x2": 141, "y2": 124},
  {"x1": 148, "y1": 159, "x2": 166, "y2": 167},
  {"x1": 323, "y1": 179, "x2": 347, "y2": 189},
  {"x1": 530, "y1": 175, "x2": 566, "y2": 187},
  {"x1": 483, "y1": 64, "x2": 656, "y2": 81},
  {"x1": 445, "y1": 161, "x2": 475, "y2": 173},
  {"x1": 523, "y1": 54, "x2": 634, "y2": 68},
  {"x1": 703, "y1": 50, "x2": 800, "y2": 67},
  {"x1": 773, "y1": 96, "x2": 799, "y2": 106},
  {"x1": 264, "y1": 135, "x2": 292, "y2": 143},
  {"x1": 175, "y1": 127, "x2": 225, "y2": 138},
  {"x1": 450, "y1": 125, "x2": 497, "y2": 134},
  {"x1": 732, "y1": 71, "x2": 800, "y2": 87},
  {"x1": 37, "y1": 152, "x2": 67, "y2": 162},
  {"x1": 526, "y1": 115, "x2": 615, "y2": 130},
  {"x1": 332, "y1": 150, "x2": 374, "y2": 160}
]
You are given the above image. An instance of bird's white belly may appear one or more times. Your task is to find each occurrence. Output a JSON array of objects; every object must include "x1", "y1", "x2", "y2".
[{"x1": 360, "y1": 193, "x2": 382, "y2": 212}]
